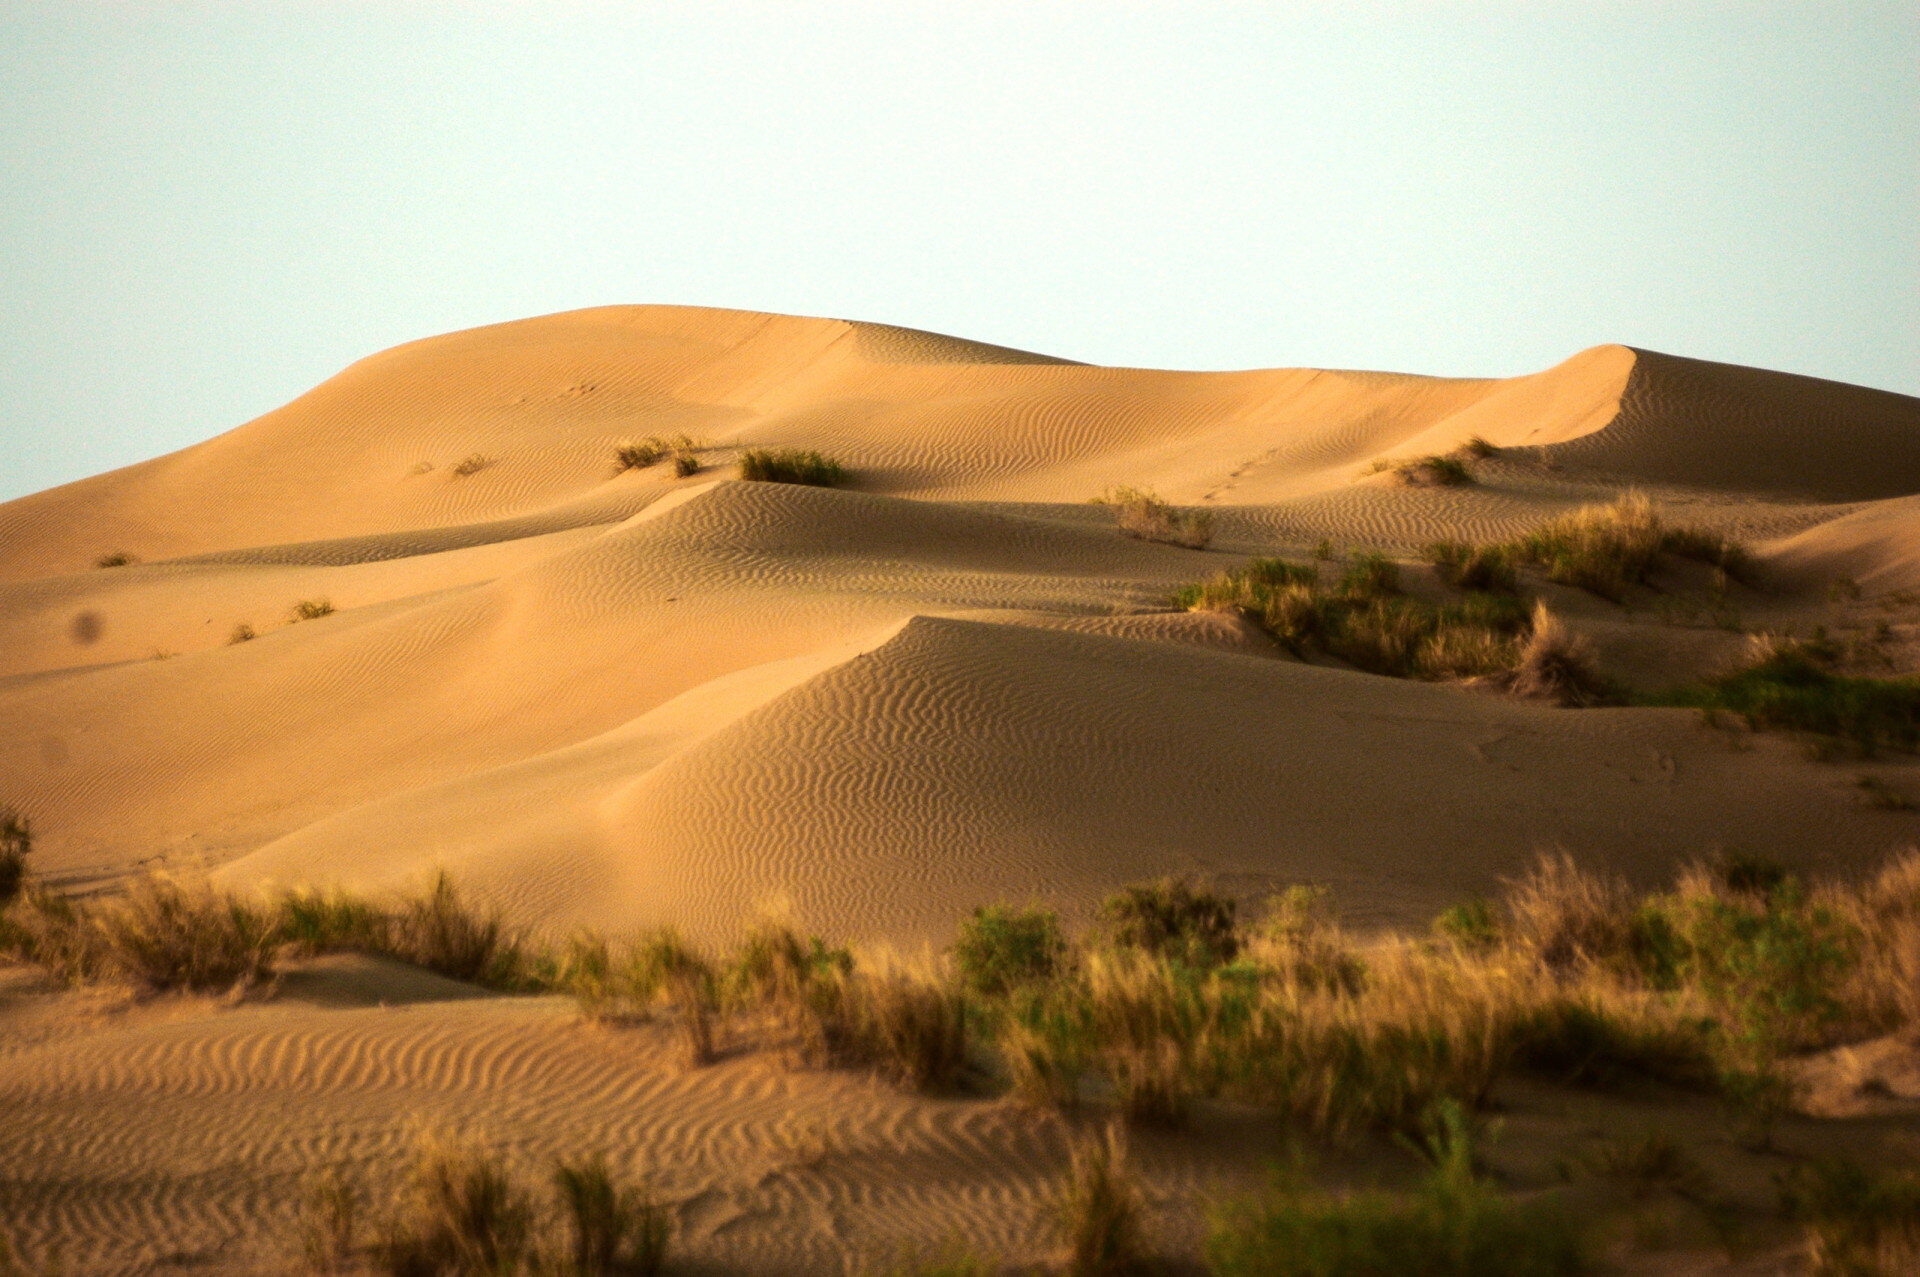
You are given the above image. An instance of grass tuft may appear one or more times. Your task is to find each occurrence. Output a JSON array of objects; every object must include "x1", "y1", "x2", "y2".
[
  {"x1": 738, "y1": 448, "x2": 848, "y2": 486},
  {"x1": 1779, "y1": 1159, "x2": 1920, "y2": 1277},
  {"x1": 227, "y1": 622, "x2": 256, "y2": 645},
  {"x1": 450, "y1": 453, "x2": 493, "y2": 477},
  {"x1": 1425, "y1": 542, "x2": 1518, "y2": 593},
  {"x1": 1095, "y1": 485, "x2": 1214, "y2": 550},
  {"x1": 1508, "y1": 604, "x2": 1608, "y2": 705},
  {"x1": 374, "y1": 1138, "x2": 534, "y2": 1276},
  {"x1": 287, "y1": 598, "x2": 335, "y2": 623},
  {"x1": 94, "y1": 551, "x2": 135, "y2": 568},
  {"x1": 1052, "y1": 1121, "x2": 1148, "y2": 1276},
  {"x1": 1395, "y1": 455, "x2": 1475, "y2": 487},
  {"x1": 552, "y1": 1153, "x2": 671, "y2": 1276},
  {"x1": 95, "y1": 873, "x2": 278, "y2": 993}
]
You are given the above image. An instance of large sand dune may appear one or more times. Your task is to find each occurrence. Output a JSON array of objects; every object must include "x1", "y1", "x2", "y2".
[
  {"x1": 3, "y1": 305, "x2": 1918, "y2": 929},
  {"x1": 6, "y1": 305, "x2": 1920, "y2": 1273}
]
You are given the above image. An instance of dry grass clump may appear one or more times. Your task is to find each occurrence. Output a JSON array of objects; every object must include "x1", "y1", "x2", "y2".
[
  {"x1": 287, "y1": 598, "x2": 335, "y2": 623},
  {"x1": 1425, "y1": 541, "x2": 1518, "y2": 593},
  {"x1": 374, "y1": 1137, "x2": 535, "y2": 1275},
  {"x1": 1394, "y1": 455, "x2": 1475, "y2": 487},
  {"x1": 450, "y1": 453, "x2": 493, "y2": 477},
  {"x1": 738, "y1": 447, "x2": 847, "y2": 486},
  {"x1": 1051, "y1": 1122, "x2": 1149, "y2": 1277},
  {"x1": 615, "y1": 435, "x2": 701, "y2": 478},
  {"x1": 95, "y1": 873, "x2": 278, "y2": 993},
  {"x1": 1509, "y1": 491, "x2": 1749, "y2": 602},
  {"x1": 1095, "y1": 485, "x2": 1214, "y2": 550},
  {"x1": 227, "y1": 622, "x2": 256, "y2": 644},
  {"x1": 552, "y1": 1154, "x2": 671, "y2": 1277},
  {"x1": 94, "y1": 551, "x2": 136, "y2": 568},
  {"x1": 1508, "y1": 603, "x2": 1608, "y2": 705}
]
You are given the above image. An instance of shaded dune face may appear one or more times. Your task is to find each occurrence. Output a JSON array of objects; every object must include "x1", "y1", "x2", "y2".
[{"x1": 0, "y1": 304, "x2": 1918, "y2": 943}]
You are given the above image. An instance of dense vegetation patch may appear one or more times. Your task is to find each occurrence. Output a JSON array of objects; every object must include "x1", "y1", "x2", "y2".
[
  {"x1": 1094, "y1": 486, "x2": 1214, "y2": 550},
  {"x1": 738, "y1": 448, "x2": 848, "y2": 486},
  {"x1": 1656, "y1": 640, "x2": 1920, "y2": 754}
]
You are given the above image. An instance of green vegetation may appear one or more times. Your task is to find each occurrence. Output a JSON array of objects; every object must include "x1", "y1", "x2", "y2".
[
  {"x1": 1095, "y1": 485, "x2": 1214, "y2": 550},
  {"x1": 1425, "y1": 542, "x2": 1517, "y2": 593},
  {"x1": 955, "y1": 904, "x2": 1068, "y2": 997},
  {"x1": 1208, "y1": 1102, "x2": 1586, "y2": 1276},
  {"x1": 287, "y1": 598, "x2": 336, "y2": 623},
  {"x1": 1657, "y1": 640, "x2": 1920, "y2": 754},
  {"x1": 738, "y1": 447, "x2": 848, "y2": 486},
  {"x1": 1174, "y1": 552, "x2": 1536, "y2": 681},
  {"x1": 1100, "y1": 877, "x2": 1239, "y2": 968}
]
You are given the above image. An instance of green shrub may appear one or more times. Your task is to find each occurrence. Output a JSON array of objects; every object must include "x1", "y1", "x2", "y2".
[
  {"x1": 738, "y1": 448, "x2": 848, "y2": 486},
  {"x1": 1339, "y1": 553, "x2": 1401, "y2": 599},
  {"x1": 552, "y1": 1154, "x2": 670, "y2": 1276},
  {"x1": 287, "y1": 598, "x2": 335, "y2": 623},
  {"x1": 1208, "y1": 1102, "x2": 1586, "y2": 1276},
  {"x1": 1096, "y1": 485, "x2": 1213, "y2": 550},
  {"x1": 0, "y1": 806, "x2": 29, "y2": 908},
  {"x1": 1435, "y1": 899, "x2": 1500, "y2": 952},
  {"x1": 1099, "y1": 877, "x2": 1239, "y2": 968},
  {"x1": 955, "y1": 905, "x2": 1068, "y2": 997},
  {"x1": 1658, "y1": 644, "x2": 1920, "y2": 753}
]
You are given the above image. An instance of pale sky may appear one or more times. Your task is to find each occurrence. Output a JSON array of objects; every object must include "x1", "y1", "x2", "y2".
[{"x1": 2, "y1": 2, "x2": 1914, "y2": 502}]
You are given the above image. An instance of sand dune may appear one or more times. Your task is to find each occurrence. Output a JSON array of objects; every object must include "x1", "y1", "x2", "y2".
[{"x1": 5, "y1": 306, "x2": 1920, "y2": 1271}]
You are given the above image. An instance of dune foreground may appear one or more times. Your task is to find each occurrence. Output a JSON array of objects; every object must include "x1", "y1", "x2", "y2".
[{"x1": 5, "y1": 305, "x2": 1920, "y2": 1274}]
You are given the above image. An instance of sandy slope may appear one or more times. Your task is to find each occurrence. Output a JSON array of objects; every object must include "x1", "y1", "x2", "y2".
[{"x1": 4, "y1": 306, "x2": 1920, "y2": 1271}]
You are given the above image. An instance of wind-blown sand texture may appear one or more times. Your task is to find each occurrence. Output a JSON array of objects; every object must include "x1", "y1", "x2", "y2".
[{"x1": 4, "y1": 305, "x2": 1920, "y2": 1272}]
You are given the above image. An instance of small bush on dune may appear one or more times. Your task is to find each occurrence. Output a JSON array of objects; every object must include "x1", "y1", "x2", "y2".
[
  {"x1": 1395, "y1": 455, "x2": 1476, "y2": 487},
  {"x1": 1660, "y1": 641, "x2": 1920, "y2": 753},
  {"x1": 96, "y1": 873, "x2": 278, "y2": 993},
  {"x1": 615, "y1": 435, "x2": 700, "y2": 478},
  {"x1": 1426, "y1": 542, "x2": 1518, "y2": 594},
  {"x1": 94, "y1": 551, "x2": 135, "y2": 568},
  {"x1": 386, "y1": 872, "x2": 524, "y2": 987},
  {"x1": 0, "y1": 806, "x2": 30, "y2": 908},
  {"x1": 287, "y1": 598, "x2": 335, "y2": 623},
  {"x1": 955, "y1": 905, "x2": 1068, "y2": 997},
  {"x1": 1052, "y1": 1122, "x2": 1148, "y2": 1277},
  {"x1": 1508, "y1": 604, "x2": 1608, "y2": 705},
  {"x1": 1099, "y1": 877, "x2": 1239, "y2": 968},
  {"x1": 1096, "y1": 485, "x2": 1213, "y2": 550},
  {"x1": 1512, "y1": 493, "x2": 1666, "y2": 601},
  {"x1": 738, "y1": 447, "x2": 848, "y2": 487},
  {"x1": 450, "y1": 453, "x2": 492, "y2": 478},
  {"x1": 227, "y1": 622, "x2": 256, "y2": 644},
  {"x1": 1207, "y1": 1101, "x2": 1587, "y2": 1277},
  {"x1": 1462, "y1": 436, "x2": 1501, "y2": 459}
]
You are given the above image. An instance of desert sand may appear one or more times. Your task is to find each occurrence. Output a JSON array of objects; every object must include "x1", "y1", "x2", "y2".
[{"x1": 4, "y1": 305, "x2": 1920, "y2": 1272}]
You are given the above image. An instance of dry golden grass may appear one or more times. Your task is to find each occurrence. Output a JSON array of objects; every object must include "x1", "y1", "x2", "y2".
[{"x1": 1096, "y1": 485, "x2": 1213, "y2": 550}]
